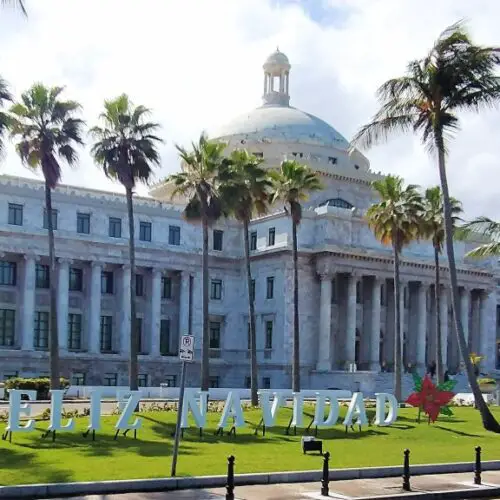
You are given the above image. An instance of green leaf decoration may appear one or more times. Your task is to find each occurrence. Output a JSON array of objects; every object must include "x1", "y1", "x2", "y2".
[
  {"x1": 412, "y1": 372, "x2": 422, "y2": 391},
  {"x1": 439, "y1": 405, "x2": 454, "y2": 417},
  {"x1": 437, "y1": 380, "x2": 457, "y2": 391}
]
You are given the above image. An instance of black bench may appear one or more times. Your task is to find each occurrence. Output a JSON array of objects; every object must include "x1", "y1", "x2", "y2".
[{"x1": 302, "y1": 439, "x2": 323, "y2": 454}]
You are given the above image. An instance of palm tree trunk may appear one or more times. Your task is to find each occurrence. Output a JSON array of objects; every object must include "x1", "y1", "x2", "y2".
[
  {"x1": 393, "y1": 246, "x2": 402, "y2": 401},
  {"x1": 243, "y1": 219, "x2": 258, "y2": 406},
  {"x1": 126, "y1": 187, "x2": 138, "y2": 391},
  {"x1": 201, "y1": 211, "x2": 210, "y2": 392},
  {"x1": 434, "y1": 246, "x2": 443, "y2": 384},
  {"x1": 45, "y1": 181, "x2": 60, "y2": 391},
  {"x1": 292, "y1": 219, "x2": 300, "y2": 393},
  {"x1": 435, "y1": 134, "x2": 500, "y2": 432}
]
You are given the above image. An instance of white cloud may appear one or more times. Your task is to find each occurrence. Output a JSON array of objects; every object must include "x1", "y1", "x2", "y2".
[{"x1": 0, "y1": 0, "x2": 499, "y2": 218}]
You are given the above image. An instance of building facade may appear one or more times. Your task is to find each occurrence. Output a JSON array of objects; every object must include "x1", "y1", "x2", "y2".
[{"x1": 0, "y1": 50, "x2": 498, "y2": 395}]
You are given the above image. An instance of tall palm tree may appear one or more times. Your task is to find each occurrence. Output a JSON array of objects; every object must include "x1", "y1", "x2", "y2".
[
  {"x1": 1, "y1": 0, "x2": 27, "y2": 16},
  {"x1": 269, "y1": 160, "x2": 322, "y2": 392},
  {"x1": 91, "y1": 94, "x2": 162, "y2": 391},
  {"x1": 458, "y1": 217, "x2": 500, "y2": 258},
  {"x1": 421, "y1": 186, "x2": 462, "y2": 383},
  {"x1": 366, "y1": 175, "x2": 423, "y2": 401},
  {"x1": 167, "y1": 133, "x2": 226, "y2": 391},
  {"x1": 351, "y1": 21, "x2": 500, "y2": 431},
  {"x1": 0, "y1": 78, "x2": 12, "y2": 159},
  {"x1": 218, "y1": 149, "x2": 272, "y2": 406},
  {"x1": 9, "y1": 84, "x2": 84, "y2": 390}
]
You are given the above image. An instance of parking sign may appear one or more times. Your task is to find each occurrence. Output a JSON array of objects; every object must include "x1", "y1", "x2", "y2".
[{"x1": 179, "y1": 335, "x2": 194, "y2": 362}]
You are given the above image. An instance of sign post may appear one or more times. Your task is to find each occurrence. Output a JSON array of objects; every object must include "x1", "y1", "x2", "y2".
[{"x1": 171, "y1": 335, "x2": 194, "y2": 477}]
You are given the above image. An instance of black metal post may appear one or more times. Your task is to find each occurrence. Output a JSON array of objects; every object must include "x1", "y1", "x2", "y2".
[
  {"x1": 474, "y1": 446, "x2": 482, "y2": 485},
  {"x1": 321, "y1": 451, "x2": 330, "y2": 496},
  {"x1": 226, "y1": 455, "x2": 235, "y2": 500},
  {"x1": 402, "y1": 449, "x2": 411, "y2": 491}
]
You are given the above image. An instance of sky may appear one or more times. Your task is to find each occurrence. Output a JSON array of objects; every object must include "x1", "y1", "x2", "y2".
[{"x1": 0, "y1": 0, "x2": 500, "y2": 219}]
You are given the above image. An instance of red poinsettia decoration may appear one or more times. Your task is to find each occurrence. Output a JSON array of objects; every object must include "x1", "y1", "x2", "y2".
[{"x1": 406, "y1": 375, "x2": 455, "y2": 423}]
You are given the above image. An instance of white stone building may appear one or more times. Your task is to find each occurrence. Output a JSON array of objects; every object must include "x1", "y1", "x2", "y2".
[{"x1": 0, "y1": 50, "x2": 498, "y2": 394}]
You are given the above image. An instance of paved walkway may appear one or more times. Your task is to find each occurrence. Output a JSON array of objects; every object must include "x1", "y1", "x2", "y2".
[{"x1": 42, "y1": 471, "x2": 500, "y2": 499}]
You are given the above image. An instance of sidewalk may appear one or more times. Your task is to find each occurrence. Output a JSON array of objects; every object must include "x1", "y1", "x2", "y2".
[{"x1": 44, "y1": 470, "x2": 500, "y2": 499}]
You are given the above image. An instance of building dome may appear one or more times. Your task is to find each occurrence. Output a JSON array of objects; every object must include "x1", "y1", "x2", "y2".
[{"x1": 263, "y1": 48, "x2": 290, "y2": 70}]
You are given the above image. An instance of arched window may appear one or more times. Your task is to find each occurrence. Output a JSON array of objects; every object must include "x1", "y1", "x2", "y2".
[{"x1": 318, "y1": 198, "x2": 354, "y2": 210}]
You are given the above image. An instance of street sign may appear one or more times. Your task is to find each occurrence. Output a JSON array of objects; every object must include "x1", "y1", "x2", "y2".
[{"x1": 179, "y1": 335, "x2": 194, "y2": 362}]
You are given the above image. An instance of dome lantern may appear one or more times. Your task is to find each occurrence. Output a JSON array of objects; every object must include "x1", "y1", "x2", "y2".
[{"x1": 262, "y1": 47, "x2": 291, "y2": 107}]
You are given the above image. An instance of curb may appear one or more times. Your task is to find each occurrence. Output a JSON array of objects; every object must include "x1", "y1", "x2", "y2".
[{"x1": 1, "y1": 460, "x2": 500, "y2": 498}]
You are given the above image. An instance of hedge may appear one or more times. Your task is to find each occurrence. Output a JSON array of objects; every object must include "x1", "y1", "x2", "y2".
[{"x1": 4, "y1": 377, "x2": 70, "y2": 400}]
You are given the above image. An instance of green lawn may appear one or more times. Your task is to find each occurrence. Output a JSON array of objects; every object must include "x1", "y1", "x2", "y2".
[{"x1": 0, "y1": 406, "x2": 499, "y2": 486}]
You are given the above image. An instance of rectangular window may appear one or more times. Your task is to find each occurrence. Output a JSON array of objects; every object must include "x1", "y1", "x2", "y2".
[
  {"x1": 0, "y1": 309, "x2": 15, "y2": 347},
  {"x1": 67, "y1": 313, "x2": 82, "y2": 350},
  {"x1": 138, "y1": 374, "x2": 148, "y2": 387},
  {"x1": 250, "y1": 279, "x2": 255, "y2": 302},
  {"x1": 108, "y1": 217, "x2": 122, "y2": 238},
  {"x1": 380, "y1": 283, "x2": 386, "y2": 306},
  {"x1": 168, "y1": 225, "x2": 181, "y2": 245},
  {"x1": 262, "y1": 377, "x2": 271, "y2": 389},
  {"x1": 209, "y1": 321, "x2": 221, "y2": 349},
  {"x1": 0, "y1": 261, "x2": 16, "y2": 286},
  {"x1": 69, "y1": 267, "x2": 83, "y2": 291},
  {"x1": 164, "y1": 375, "x2": 177, "y2": 387},
  {"x1": 160, "y1": 319, "x2": 172, "y2": 356},
  {"x1": 209, "y1": 376, "x2": 220, "y2": 388},
  {"x1": 213, "y1": 229, "x2": 223, "y2": 251},
  {"x1": 101, "y1": 271, "x2": 114, "y2": 294},
  {"x1": 100, "y1": 315, "x2": 113, "y2": 352},
  {"x1": 266, "y1": 277, "x2": 274, "y2": 299},
  {"x1": 250, "y1": 231, "x2": 257, "y2": 251},
  {"x1": 328, "y1": 156, "x2": 338, "y2": 165},
  {"x1": 135, "y1": 274, "x2": 144, "y2": 297},
  {"x1": 71, "y1": 372, "x2": 86, "y2": 386},
  {"x1": 356, "y1": 281, "x2": 362, "y2": 304},
  {"x1": 103, "y1": 373, "x2": 117, "y2": 386},
  {"x1": 135, "y1": 317, "x2": 143, "y2": 353},
  {"x1": 139, "y1": 221, "x2": 152, "y2": 242},
  {"x1": 161, "y1": 276, "x2": 172, "y2": 299},
  {"x1": 210, "y1": 279, "x2": 222, "y2": 300},
  {"x1": 268, "y1": 227, "x2": 275, "y2": 246},
  {"x1": 35, "y1": 264, "x2": 50, "y2": 289},
  {"x1": 265, "y1": 320, "x2": 273, "y2": 349},
  {"x1": 76, "y1": 212, "x2": 90, "y2": 234},
  {"x1": 34, "y1": 311, "x2": 49, "y2": 350},
  {"x1": 253, "y1": 152, "x2": 263, "y2": 158},
  {"x1": 8, "y1": 203, "x2": 23, "y2": 226},
  {"x1": 43, "y1": 209, "x2": 58, "y2": 230}
]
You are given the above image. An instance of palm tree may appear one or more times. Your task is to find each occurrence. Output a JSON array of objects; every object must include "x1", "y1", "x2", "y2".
[
  {"x1": 167, "y1": 133, "x2": 226, "y2": 391},
  {"x1": 91, "y1": 94, "x2": 162, "y2": 391},
  {"x1": 218, "y1": 149, "x2": 272, "y2": 405},
  {"x1": 9, "y1": 84, "x2": 84, "y2": 390},
  {"x1": 457, "y1": 216, "x2": 500, "y2": 258},
  {"x1": 1, "y1": 0, "x2": 27, "y2": 16},
  {"x1": 421, "y1": 186, "x2": 462, "y2": 383},
  {"x1": 0, "y1": 78, "x2": 12, "y2": 159},
  {"x1": 351, "y1": 21, "x2": 500, "y2": 431},
  {"x1": 366, "y1": 175, "x2": 423, "y2": 401},
  {"x1": 269, "y1": 160, "x2": 322, "y2": 392}
]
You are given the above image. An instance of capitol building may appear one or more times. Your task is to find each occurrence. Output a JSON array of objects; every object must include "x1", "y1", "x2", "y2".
[{"x1": 0, "y1": 50, "x2": 498, "y2": 394}]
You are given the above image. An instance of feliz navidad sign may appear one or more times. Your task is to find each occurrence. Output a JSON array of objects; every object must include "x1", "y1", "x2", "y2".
[{"x1": 2, "y1": 389, "x2": 399, "y2": 439}]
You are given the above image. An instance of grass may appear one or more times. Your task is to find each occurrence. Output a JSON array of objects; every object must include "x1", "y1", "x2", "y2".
[{"x1": 0, "y1": 406, "x2": 499, "y2": 486}]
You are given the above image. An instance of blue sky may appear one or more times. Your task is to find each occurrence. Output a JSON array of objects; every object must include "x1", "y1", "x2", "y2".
[{"x1": 1, "y1": 0, "x2": 500, "y2": 219}]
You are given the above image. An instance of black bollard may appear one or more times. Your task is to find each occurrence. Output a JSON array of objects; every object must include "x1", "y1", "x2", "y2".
[
  {"x1": 321, "y1": 451, "x2": 330, "y2": 497},
  {"x1": 474, "y1": 446, "x2": 482, "y2": 485},
  {"x1": 402, "y1": 449, "x2": 411, "y2": 491},
  {"x1": 226, "y1": 455, "x2": 235, "y2": 500}
]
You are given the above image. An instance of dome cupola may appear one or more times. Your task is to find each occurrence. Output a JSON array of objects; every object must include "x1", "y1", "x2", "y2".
[{"x1": 262, "y1": 48, "x2": 291, "y2": 107}]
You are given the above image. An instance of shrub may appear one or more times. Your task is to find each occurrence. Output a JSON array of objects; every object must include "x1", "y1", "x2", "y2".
[
  {"x1": 4, "y1": 377, "x2": 70, "y2": 400},
  {"x1": 477, "y1": 377, "x2": 496, "y2": 386}
]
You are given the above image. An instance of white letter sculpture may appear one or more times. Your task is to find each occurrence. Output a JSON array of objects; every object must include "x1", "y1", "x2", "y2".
[
  {"x1": 48, "y1": 390, "x2": 75, "y2": 432},
  {"x1": 291, "y1": 392, "x2": 305, "y2": 427},
  {"x1": 313, "y1": 390, "x2": 351, "y2": 427},
  {"x1": 217, "y1": 391, "x2": 245, "y2": 430},
  {"x1": 6, "y1": 390, "x2": 36, "y2": 433},
  {"x1": 115, "y1": 390, "x2": 142, "y2": 432},
  {"x1": 181, "y1": 390, "x2": 208, "y2": 429},
  {"x1": 343, "y1": 392, "x2": 368, "y2": 428},
  {"x1": 86, "y1": 388, "x2": 106, "y2": 432},
  {"x1": 374, "y1": 392, "x2": 399, "y2": 426},
  {"x1": 258, "y1": 390, "x2": 289, "y2": 427}
]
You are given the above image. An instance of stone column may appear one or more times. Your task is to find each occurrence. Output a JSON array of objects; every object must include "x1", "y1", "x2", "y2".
[
  {"x1": 460, "y1": 287, "x2": 470, "y2": 346},
  {"x1": 150, "y1": 268, "x2": 162, "y2": 356},
  {"x1": 416, "y1": 281, "x2": 427, "y2": 371},
  {"x1": 440, "y1": 286, "x2": 449, "y2": 370},
  {"x1": 317, "y1": 272, "x2": 332, "y2": 371},
  {"x1": 21, "y1": 254, "x2": 36, "y2": 351},
  {"x1": 88, "y1": 261, "x2": 102, "y2": 353},
  {"x1": 179, "y1": 270, "x2": 191, "y2": 336},
  {"x1": 369, "y1": 278, "x2": 382, "y2": 371},
  {"x1": 345, "y1": 273, "x2": 357, "y2": 368},
  {"x1": 57, "y1": 258, "x2": 70, "y2": 351},
  {"x1": 479, "y1": 289, "x2": 493, "y2": 365},
  {"x1": 120, "y1": 264, "x2": 131, "y2": 355}
]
